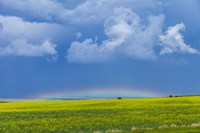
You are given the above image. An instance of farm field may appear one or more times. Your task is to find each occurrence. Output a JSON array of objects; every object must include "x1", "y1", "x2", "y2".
[{"x1": 0, "y1": 96, "x2": 200, "y2": 133}]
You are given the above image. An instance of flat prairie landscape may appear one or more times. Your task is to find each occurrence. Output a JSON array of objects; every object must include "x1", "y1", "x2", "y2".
[{"x1": 1, "y1": 96, "x2": 200, "y2": 133}]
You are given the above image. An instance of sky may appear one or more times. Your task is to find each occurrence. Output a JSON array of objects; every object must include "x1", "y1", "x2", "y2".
[{"x1": 0, "y1": 0, "x2": 200, "y2": 98}]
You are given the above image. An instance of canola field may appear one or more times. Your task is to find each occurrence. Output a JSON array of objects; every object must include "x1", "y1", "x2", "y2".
[{"x1": 0, "y1": 96, "x2": 200, "y2": 133}]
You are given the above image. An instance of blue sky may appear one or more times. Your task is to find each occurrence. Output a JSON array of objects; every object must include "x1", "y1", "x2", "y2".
[{"x1": 0, "y1": 0, "x2": 200, "y2": 98}]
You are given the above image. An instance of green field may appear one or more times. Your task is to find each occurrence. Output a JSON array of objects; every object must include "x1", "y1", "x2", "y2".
[{"x1": 1, "y1": 96, "x2": 200, "y2": 133}]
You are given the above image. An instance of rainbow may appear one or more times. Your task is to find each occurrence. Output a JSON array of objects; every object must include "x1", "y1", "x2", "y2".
[{"x1": 38, "y1": 87, "x2": 164, "y2": 99}]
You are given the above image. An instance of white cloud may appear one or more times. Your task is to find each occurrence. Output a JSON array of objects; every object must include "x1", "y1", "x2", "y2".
[
  {"x1": 0, "y1": 15, "x2": 63, "y2": 43},
  {"x1": 0, "y1": 0, "x2": 64, "y2": 21},
  {"x1": 0, "y1": 0, "x2": 164, "y2": 24},
  {"x1": 159, "y1": 23, "x2": 199, "y2": 55},
  {"x1": 64, "y1": 0, "x2": 164, "y2": 24},
  {"x1": 0, "y1": 15, "x2": 60, "y2": 57},
  {"x1": 0, "y1": 39, "x2": 57, "y2": 57},
  {"x1": 67, "y1": 39, "x2": 112, "y2": 63},
  {"x1": 67, "y1": 7, "x2": 165, "y2": 63},
  {"x1": 0, "y1": 0, "x2": 198, "y2": 61},
  {"x1": 61, "y1": 0, "x2": 163, "y2": 24}
]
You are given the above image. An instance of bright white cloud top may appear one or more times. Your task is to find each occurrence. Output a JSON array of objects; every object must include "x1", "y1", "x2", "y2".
[
  {"x1": 67, "y1": 7, "x2": 165, "y2": 62},
  {"x1": 0, "y1": 15, "x2": 60, "y2": 57},
  {"x1": 67, "y1": 6, "x2": 198, "y2": 63},
  {"x1": 159, "y1": 23, "x2": 199, "y2": 55},
  {"x1": 0, "y1": 39, "x2": 57, "y2": 57}
]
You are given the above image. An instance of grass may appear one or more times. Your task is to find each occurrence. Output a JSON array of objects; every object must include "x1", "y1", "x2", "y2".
[{"x1": 0, "y1": 96, "x2": 200, "y2": 132}]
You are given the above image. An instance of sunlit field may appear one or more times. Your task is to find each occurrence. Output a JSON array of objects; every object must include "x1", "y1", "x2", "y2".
[{"x1": 1, "y1": 96, "x2": 200, "y2": 133}]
